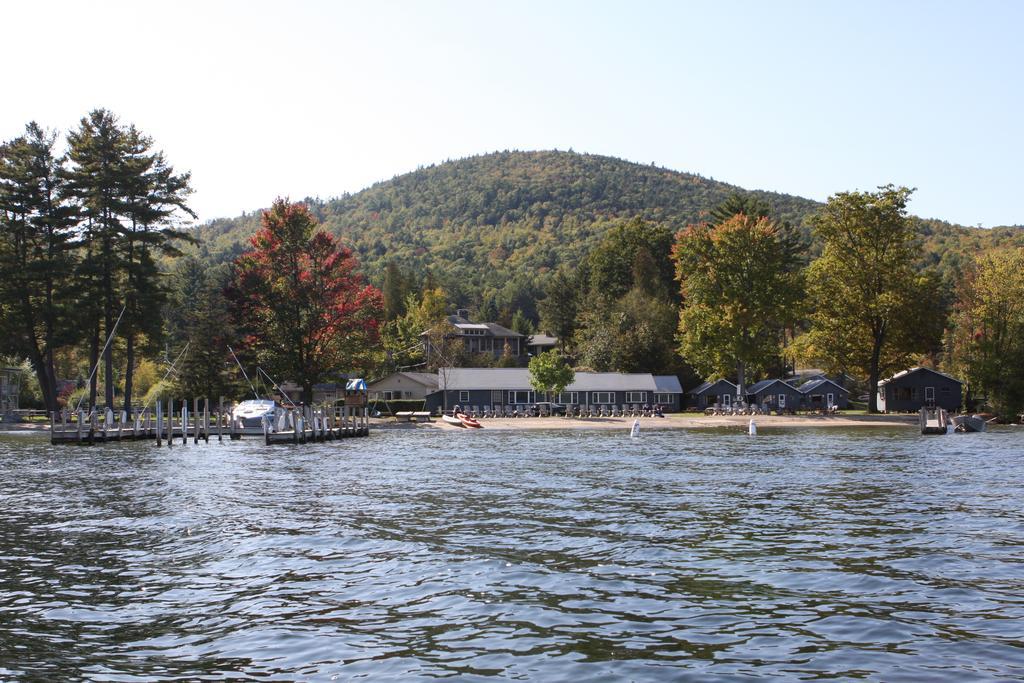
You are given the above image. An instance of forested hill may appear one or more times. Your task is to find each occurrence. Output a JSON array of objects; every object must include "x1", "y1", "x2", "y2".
[{"x1": 192, "y1": 150, "x2": 1023, "y2": 314}]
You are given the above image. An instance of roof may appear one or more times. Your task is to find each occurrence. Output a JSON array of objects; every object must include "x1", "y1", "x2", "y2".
[
  {"x1": 878, "y1": 367, "x2": 963, "y2": 386},
  {"x1": 746, "y1": 379, "x2": 798, "y2": 394},
  {"x1": 439, "y1": 368, "x2": 658, "y2": 391},
  {"x1": 399, "y1": 372, "x2": 440, "y2": 387},
  {"x1": 483, "y1": 323, "x2": 521, "y2": 337},
  {"x1": 368, "y1": 371, "x2": 439, "y2": 389},
  {"x1": 528, "y1": 334, "x2": 559, "y2": 346},
  {"x1": 653, "y1": 375, "x2": 684, "y2": 393},
  {"x1": 799, "y1": 378, "x2": 849, "y2": 394},
  {"x1": 422, "y1": 318, "x2": 524, "y2": 338},
  {"x1": 690, "y1": 379, "x2": 737, "y2": 394}
]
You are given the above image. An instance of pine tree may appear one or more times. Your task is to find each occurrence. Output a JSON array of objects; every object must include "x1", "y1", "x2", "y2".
[
  {"x1": 66, "y1": 110, "x2": 193, "y2": 412},
  {"x1": 0, "y1": 123, "x2": 79, "y2": 413}
]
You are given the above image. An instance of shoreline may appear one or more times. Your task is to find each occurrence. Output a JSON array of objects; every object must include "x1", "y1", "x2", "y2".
[{"x1": 373, "y1": 413, "x2": 919, "y2": 431}]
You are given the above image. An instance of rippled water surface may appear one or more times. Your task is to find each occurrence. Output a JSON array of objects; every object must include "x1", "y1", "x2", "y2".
[{"x1": 2, "y1": 426, "x2": 1024, "y2": 681}]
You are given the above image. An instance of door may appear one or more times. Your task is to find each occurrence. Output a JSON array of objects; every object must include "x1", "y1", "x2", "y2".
[
  {"x1": 778, "y1": 393, "x2": 786, "y2": 408},
  {"x1": 925, "y1": 386, "x2": 935, "y2": 407},
  {"x1": 827, "y1": 392, "x2": 834, "y2": 408},
  {"x1": 722, "y1": 394, "x2": 731, "y2": 407}
]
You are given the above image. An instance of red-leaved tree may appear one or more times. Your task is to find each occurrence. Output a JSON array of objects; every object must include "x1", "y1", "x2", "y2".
[{"x1": 226, "y1": 199, "x2": 383, "y2": 403}]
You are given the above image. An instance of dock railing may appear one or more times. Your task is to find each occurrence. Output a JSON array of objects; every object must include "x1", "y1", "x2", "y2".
[{"x1": 50, "y1": 398, "x2": 370, "y2": 445}]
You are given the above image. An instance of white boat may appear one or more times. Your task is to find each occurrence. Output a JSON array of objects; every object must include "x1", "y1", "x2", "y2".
[
  {"x1": 232, "y1": 399, "x2": 287, "y2": 432},
  {"x1": 442, "y1": 414, "x2": 466, "y2": 427}
]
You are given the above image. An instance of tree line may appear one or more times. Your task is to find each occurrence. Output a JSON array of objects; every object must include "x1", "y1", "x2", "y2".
[
  {"x1": 1, "y1": 112, "x2": 383, "y2": 414},
  {"x1": 0, "y1": 111, "x2": 193, "y2": 414},
  {"x1": 4, "y1": 114, "x2": 1022, "y2": 419}
]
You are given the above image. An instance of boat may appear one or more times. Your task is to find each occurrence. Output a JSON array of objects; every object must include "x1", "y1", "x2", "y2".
[
  {"x1": 919, "y1": 406, "x2": 951, "y2": 435},
  {"x1": 457, "y1": 412, "x2": 482, "y2": 428},
  {"x1": 952, "y1": 414, "x2": 987, "y2": 433},
  {"x1": 442, "y1": 414, "x2": 465, "y2": 427},
  {"x1": 232, "y1": 399, "x2": 287, "y2": 432}
]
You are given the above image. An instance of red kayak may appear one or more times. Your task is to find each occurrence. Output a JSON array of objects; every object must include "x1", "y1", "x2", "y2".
[{"x1": 457, "y1": 412, "x2": 482, "y2": 428}]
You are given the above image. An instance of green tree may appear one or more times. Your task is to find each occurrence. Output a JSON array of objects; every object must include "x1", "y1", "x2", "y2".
[
  {"x1": 537, "y1": 266, "x2": 582, "y2": 349},
  {"x1": 588, "y1": 217, "x2": 675, "y2": 300},
  {"x1": 528, "y1": 350, "x2": 575, "y2": 400},
  {"x1": 674, "y1": 213, "x2": 803, "y2": 392},
  {"x1": 66, "y1": 109, "x2": 129, "y2": 409},
  {"x1": 0, "y1": 123, "x2": 79, "y2": 413},
  {"x1": 66, "y1": 109, "x2": 193, "y2": 412},
  {"x1": 118, "y1": 126, "x2": 194, "y2": 414},
  {"x1": 382, "y1": 261, "x2": 413, "y2": 321},
  {"x1": 168, "y1": 258, "x2": 240, "y2": 401},
  {"x1": 511, "y1": 308, "x2": 534, "y2": 338},
  {"x1": 575, "y1": 287, "x2": 681, "y2": 374},
  {"x1": 946, "y1": 248, "x2": 1024, "y2": 419},
  {"x1": 794, "y1": 185, "x2": 941, "y2": 412},
  {"x1": 706, "y1": 192, "x2": 774, "y2": 226}
]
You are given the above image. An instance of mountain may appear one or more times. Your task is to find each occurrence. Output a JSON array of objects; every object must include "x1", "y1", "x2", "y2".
[{"x1": 192, "y1": 150, "x2": 1023, "y2": 314}]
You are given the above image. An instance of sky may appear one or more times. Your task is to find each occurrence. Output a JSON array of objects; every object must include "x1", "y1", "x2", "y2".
[{"x1": 2, "y1": 0, "x2": 1021, "y2": 227}]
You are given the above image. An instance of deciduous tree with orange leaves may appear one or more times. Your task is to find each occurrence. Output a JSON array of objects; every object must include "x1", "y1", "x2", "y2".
[{"x1": 226, "y1": 199, "x2": 383, "y2": 404}]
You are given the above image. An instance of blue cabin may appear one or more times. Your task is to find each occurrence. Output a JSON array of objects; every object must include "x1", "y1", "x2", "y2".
[
  {"x1": 877, "y1": 367, "x2": 962, "y2": 413},
  {"x1": 425, "y1": 368, "x2": 683, "y2": 414},
  {"x1": 688, "y1": 379, "x2": 738, "y2": 410},
  {"x1": 746, "y1": 379, "x2": 802, "y2": 413},
  {"x1": 799, "y1": 378, "x2": 849, "y2": 410}
]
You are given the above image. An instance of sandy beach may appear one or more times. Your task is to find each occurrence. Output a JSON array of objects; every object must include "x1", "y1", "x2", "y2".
[{"x1": 373, "y1": 413, "x2": 919, "y2": 431}]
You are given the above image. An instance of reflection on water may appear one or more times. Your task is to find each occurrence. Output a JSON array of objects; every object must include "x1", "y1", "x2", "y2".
[{"x1": 1, "y1": 427, "x2": 1023, "y2": 680}]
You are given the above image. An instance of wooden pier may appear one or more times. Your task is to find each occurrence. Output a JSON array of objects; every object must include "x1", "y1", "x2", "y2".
[{"x1": 50, "y1": 398, "x2": 370, "y2": 446}]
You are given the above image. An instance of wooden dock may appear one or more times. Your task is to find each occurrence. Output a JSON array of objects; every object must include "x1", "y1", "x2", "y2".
[{"x1": 50, "y1": 398, "x2": 370, "y2": 446}]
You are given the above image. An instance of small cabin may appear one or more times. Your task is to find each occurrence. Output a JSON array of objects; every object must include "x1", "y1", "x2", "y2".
[
  {"x1": 746, "y1": 379, "x2": 802, "y2": 412},
  {"x1": 368, "y1": 372, "x2": 439, "y2": 402},
  {"x1": 688, "y1": 379, "x2": 738, "y2": 410},
  {"x1": 877, "y1": 367, "x2": 962, "y2": 413},
  {"x1": 799, "y1": 378, "x2": 849, "y2": 410}
]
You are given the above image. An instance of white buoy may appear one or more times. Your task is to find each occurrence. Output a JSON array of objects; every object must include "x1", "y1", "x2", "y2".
[
  {"x1": 630, "y1": 419, "x2": 641, "y2": 438},
  {"x1": 748, "y1": 419, "x2": 757, "y2": 436}
]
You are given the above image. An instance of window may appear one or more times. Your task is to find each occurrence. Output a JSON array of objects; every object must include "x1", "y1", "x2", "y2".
[
  {"x1": 508, "y1": 390, "x2": 533, "y2": 404},
  {"x1": 557, "y1": 392, "x2": 578, "y2": 404},
  {"x1": 492, "y1": 390, "x2": 503, "y2": 404},
  {"x1": 625, "y1": 392, "x2": 646, "y2": 403},
  {"x1": 592, "y1": 392, "x2": 614, "y2": 404},
  {"x1": 654, "y1": 393, "x2": 673, "y2": 404},
  {"x1": 941, "y1": 386, "x2": 950, "y2": 395},
  {"x1": 378, "y1": 390, "x2": 397, "y2": 401},
  {"x1": 459, "y1": 391, "x2": 470, "y2": 403}
]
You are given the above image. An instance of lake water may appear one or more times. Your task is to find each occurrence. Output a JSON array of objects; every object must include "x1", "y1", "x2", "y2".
[{"x1": 1, "y1": 426, "x2": 1023, "y2": 681}]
